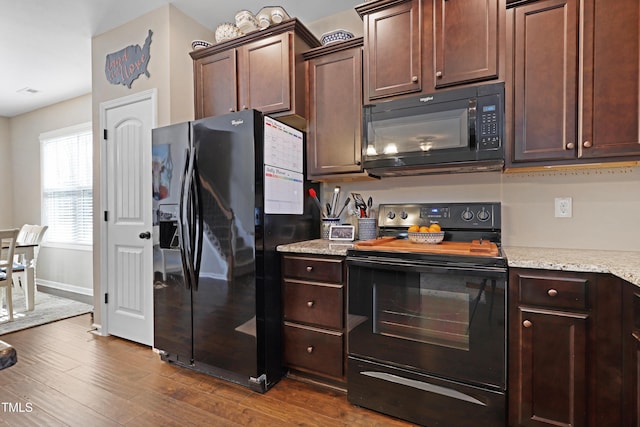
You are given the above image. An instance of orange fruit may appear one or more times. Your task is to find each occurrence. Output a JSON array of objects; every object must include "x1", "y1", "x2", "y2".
[
  {"x1": 428, "y1": 224, "x2": 441, "y2": 232},
  {"x1": 419, "y1": 226, "x2": 430, "y2": 233},
  {"x1": 408, "y1": 225, "x2": 420, "y2": 233}
]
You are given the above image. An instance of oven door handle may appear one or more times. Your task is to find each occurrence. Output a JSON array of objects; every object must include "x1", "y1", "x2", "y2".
[{"x1": 346, "y1": 256, "x2": 507, "y2": 276}]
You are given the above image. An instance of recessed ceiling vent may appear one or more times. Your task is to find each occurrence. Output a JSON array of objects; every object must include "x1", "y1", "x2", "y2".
[{"x1": 17, "y1": 87, "x2": 40, "y2": 94}]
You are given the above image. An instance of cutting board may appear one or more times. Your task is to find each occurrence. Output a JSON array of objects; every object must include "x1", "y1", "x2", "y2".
[{"x1": 354, "y1": 237, "x2": 500, "y2": 257}]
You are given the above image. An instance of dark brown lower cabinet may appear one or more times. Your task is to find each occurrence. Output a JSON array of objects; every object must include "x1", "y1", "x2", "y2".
[
  {"x1": 623, "y1": 281, "x2": 640, "y2": 426},
  {"x1": 281, "y1": 254, "x2": 346, "y2": 388},
  {"x1": 508, "y1": 268, "x2": 622, "y2": 426}
]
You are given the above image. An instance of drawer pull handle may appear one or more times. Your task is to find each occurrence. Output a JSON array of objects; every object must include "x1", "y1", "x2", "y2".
[
  {"x1": 307, "y1": 301, "x2": 314, "y2": 308},
  {"x1": 547, "y1": 289, "x2": 558, "y2": 297},
  {"x1": 632, "y1": 331, "x2": 640, "y2": 343},
  {"x1": 306, "y1": 266, "x2": 313, "y2": 272},
  {"x1": 306, "y1": 346, "x2": 314, "y2": 354},
  {"x1": 523, "y1": 320, "x2": 533, "y2": 328}
]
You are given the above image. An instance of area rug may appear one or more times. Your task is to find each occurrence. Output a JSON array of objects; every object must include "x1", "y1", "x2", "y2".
[{"x1": 0, "y1": 291, "x2": 93, "y2": 335}]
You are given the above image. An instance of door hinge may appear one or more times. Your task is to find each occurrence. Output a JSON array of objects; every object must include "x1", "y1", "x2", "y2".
[
  {"x1": 104, "y1": 293, "x2": 108, "y2": 304},
  {"x1": 103, "y1": 129, "x2": 108, "y2": 140},
  {"x1": 104, "y1": 211, "x2": 108, "y2": 222}
]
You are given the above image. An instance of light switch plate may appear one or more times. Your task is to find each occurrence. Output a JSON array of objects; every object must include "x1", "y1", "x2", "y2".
[{"x1": 554, "y1": 197, "x2": 572, "y2": 218}]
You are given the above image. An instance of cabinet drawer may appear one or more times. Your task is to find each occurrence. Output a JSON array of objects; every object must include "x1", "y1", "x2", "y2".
[
  {"x1": 283, "y1": 280, "x2": 343, "y2": 329},
  {"x1": 282, "y1": 255, "x2": 343, "y2": 283},
  {"x1": 283, "y1": 322, "x2": 343, "y2": 378},
  {"x1": 518, "y1": 274, "x2": 589, "y2": 310}
]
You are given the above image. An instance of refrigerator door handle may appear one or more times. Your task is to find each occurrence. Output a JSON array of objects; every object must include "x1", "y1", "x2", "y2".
[
  {"x1": 178, "y1": 147, "x2": 193, "y2": 290},
  {"x1": 191, "y1": 157, "x2": 203, "y2": 291}
]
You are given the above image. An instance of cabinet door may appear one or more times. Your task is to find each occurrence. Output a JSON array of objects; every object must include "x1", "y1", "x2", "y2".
[
  {"x1": 238, "y1": 33, "x2": 291, "y2": 114},
  {"x1": 580, "y1": 0, "x2": 640, "y2": 158},
  {"x1": 193, "y1": 50, "x2": 238, "y2": 119},
  {"x1": 509, "y1": 0, "x2": 578, "y2": 163},
  {"x1": 363, "y1": 0, "x2": 423, "y2": 101},
  {"x1": 623, "y1": 284, "x2": 640, "y2": 426},
  {"x1": 307, "y1": 47, "x2": 363, "y2": 177},
  {"x1": 434, "y1": 0, "x2": 499, "y2": 87},
  {"x1": 511, "y1": 308, "x2": 588, "y2": 427}
]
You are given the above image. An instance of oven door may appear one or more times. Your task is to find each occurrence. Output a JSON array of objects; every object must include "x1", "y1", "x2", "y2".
[{"x1": 347, "y1": 254, "x2": 506, "y2": 390}]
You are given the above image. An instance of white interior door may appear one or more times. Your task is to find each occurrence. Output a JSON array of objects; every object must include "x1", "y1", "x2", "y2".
[{"x1": 101, "y1": 90, "x2": 156, "y2": 345}]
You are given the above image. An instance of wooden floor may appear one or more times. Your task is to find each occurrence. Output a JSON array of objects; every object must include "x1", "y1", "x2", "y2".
[{"x1": 0, "y1": 314, "x2": 415, "y2": 426}]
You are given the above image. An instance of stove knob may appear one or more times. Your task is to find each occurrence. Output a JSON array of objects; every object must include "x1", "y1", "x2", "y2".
[
  {"x1": 400, "y1": 211, "x2": 408, "y2": 220},
  {"x1": 477, "y1": 209, "x2": 491, "y2": 222},
  {"x1": 387, "y1": 211, "x2": 396, "y2": 220},
  {"x1": 461, "y1": 209, "x2": 474, "y2": 221}
]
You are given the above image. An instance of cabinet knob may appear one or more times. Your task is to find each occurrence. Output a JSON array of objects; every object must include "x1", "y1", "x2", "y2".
[
  {"x1": 229, "y1": 108, "x2": 234, "y2": 112},
  {"x1": 523, "y1": 320, "x2": 533, "y2": 328},
  {"x1": 436, "y1": 71, "x2": 443, "y2": 78},
  {"x1": 306, "y1": 346, "x2": 314, "y2": 354},
  {"x1": 547, "y1": 288, "x2": 558, "y2": 297},
  {"x1": 306, "y1": 266, "x2": 313, "y2": 272},
  {"x1": 583, "y1": 140, "x2": 593, "y2": 148},
  {"x1": 242, "y1": 105, "x2": 248, "y2": 110},
  {"x1": 411, "y1": 75, "x2": 418, "y2": 82},
  {"x1": 566, "y1": 142, "x2": 575, "y2": 149},
  {"x1": 307, "y1": 300, "x2": 314, "y2": 308}
]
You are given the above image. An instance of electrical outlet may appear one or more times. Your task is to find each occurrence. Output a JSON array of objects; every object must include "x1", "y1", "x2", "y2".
[{"x1": 554, "y1": 197, "x2": 572, "y2": 218}]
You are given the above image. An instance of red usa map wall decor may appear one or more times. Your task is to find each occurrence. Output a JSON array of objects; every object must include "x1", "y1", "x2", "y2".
[{"x1": 105, "y1": 30, "x2": 152, "y2": 88}]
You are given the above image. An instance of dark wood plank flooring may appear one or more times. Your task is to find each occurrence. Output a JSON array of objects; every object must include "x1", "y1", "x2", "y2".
[{"x1": 0, "y1": 314, "x2": 415, "y2": 426}]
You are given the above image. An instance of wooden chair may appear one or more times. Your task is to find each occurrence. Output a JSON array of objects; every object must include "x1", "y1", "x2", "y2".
[
  {"x1": 13, "y1": 224, "x2": 48, "y2": 297},
  {"x1": 0, "y1": 229, "x2": 20, "y2": 322}
]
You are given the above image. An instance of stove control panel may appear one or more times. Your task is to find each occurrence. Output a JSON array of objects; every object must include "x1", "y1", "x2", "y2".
[{"x1": 378, "y1": 202, "x2": 501, "y2": 230}]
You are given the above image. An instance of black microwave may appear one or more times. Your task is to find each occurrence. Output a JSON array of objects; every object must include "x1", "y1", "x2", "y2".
[{"x1": 362, "y1": 82, "x2": 505, "y2": 177}]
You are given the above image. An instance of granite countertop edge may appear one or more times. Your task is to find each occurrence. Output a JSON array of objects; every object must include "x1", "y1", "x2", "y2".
[{"x1": 277, "y1": 240, "x2": 640, "y2": 287}]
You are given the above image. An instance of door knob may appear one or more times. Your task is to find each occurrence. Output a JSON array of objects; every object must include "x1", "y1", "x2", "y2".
[{"x1": 139, "y1": 231, "x2": 151, "y2": 240}]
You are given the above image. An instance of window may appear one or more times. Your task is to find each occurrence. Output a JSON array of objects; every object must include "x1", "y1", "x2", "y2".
[{"x1": 40, "y1": 123, "x2": 93, "y2": 247}]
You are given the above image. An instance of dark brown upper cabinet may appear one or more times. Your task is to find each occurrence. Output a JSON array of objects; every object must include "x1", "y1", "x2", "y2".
[
  {"x1": 357, "y1": 0, "x2": 503, "y2": 104},
  {"x1": 434, "y1": 0, "x2": 500, "y2": 88},
  {"x1": 190, "y1": 20, "x2": 320, "y2": 130},
  {"x1": 358, "y1": 0, "x2": 425, "y2": 102},
  {"x1": 304, "y1": 38, "x2": 369, "y2": 181},
  {"x1": 506, "y1": 0, "x2": 640, "y2": 167}
]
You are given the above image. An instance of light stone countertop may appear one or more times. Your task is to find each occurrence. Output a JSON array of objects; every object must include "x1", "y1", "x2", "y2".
[
  {"x1": 503, "y1": 246, "x2": 640, "y2": 287},
  {"x1": 277, "y1": 240, "x2": 640, "y2": 287}
]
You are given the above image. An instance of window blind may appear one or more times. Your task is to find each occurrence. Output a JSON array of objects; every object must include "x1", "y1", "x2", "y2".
[{"x1": 40, "y1": 124, "x2": 93, "y2": 246}]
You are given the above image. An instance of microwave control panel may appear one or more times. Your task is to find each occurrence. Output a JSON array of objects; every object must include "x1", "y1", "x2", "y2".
[{"x1": 477, "y1": 94, "x2": 502, "y2": 150}]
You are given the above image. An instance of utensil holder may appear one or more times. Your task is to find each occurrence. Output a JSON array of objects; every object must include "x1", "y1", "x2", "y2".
[
  {"x1": 321, "y1": 218, "x2": 340, "y2": 240},
  {"x1": 358, "y1": 218, "x2": 377, "y2": 241}
]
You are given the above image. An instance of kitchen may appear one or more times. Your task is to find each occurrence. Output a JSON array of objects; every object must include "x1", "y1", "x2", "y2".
[{"x1": 1, "y1": 0, "x2": 639, "y2": 426}]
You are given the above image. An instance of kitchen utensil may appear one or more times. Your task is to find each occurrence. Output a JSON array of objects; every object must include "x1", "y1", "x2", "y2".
[
  {"x1": 367, "y1": 196, "x2": 373, "y2": 217},
  {"x1": 330, "y1": 186, "x2": 341, "y2": 217},
  {"x1": 308, "y1": 188, "x2": 325, "y2": 218},
  {"x1": 326, "y1": 202, "x2": 332, "y2": 217},
  {"x1": 351, "y1": 193, "x2": 367, "y2": 218},
  {"x1": 336, "y1": 197, "x2": 351, "y2": 218}
]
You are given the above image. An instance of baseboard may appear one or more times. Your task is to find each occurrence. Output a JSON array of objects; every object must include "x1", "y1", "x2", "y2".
[{"x1": 36, "y1": 279, "x2": 93, "y2": 305}]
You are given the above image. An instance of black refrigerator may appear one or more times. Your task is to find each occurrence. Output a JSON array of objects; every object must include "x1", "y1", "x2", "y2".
[{"x1": 151, "y1": 110, "x2": 318, "y2": 392}]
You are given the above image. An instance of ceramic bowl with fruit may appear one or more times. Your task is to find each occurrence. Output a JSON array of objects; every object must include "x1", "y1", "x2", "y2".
[{"x1": 407, "y1": 224, "x2": 444, "y2": 244}]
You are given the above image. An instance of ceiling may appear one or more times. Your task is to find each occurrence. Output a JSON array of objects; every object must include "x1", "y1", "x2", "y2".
[{"x1": 0, "y1": 0, "x2": 362, "y2": 118}]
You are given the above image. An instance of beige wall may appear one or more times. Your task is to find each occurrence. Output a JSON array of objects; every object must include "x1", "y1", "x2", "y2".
[
  {"x1": 90, "y1": 4, "x2": 213, "y2": 324},
  {"x1": 0, "y1": 117, "x2": 12, "y2": 228},
  {"x1": 321, "y1": 165, "x2": 640, "y2": 252},
  {"x1": 8, "y1": 94, "x2": 93, "y2": 295}
]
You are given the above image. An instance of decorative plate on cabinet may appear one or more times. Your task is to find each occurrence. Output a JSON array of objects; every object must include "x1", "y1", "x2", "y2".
[
  {"x1": 215, "y1": 23, "x2": 243, "y2": 43},
  {"x1": 320, "y1": 29, "x2": 354, "y2": 45}
]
